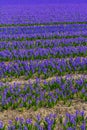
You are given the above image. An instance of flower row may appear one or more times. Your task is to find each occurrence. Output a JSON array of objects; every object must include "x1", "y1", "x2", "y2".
[
  {"x1": 0, "y1": 110, "x2": 87, "y2": 130},
  {"x1": 0, "y1": 37, "x2": 87, "y2": 51},
  {"x1": 0, "y1": 57, "x2": 87, "y2": 79},
  {"x1": 0, "y1": 46, "x2": 87, "y2": 61},
  {"x1": 0, "y1": 24, "x2": 87, "y2": 35},
  {"x1": 0, "y1": 77, "x2": 87, "y2": 110},
  {"x1": 0, "y1": 30, "x2": 87, "y2": 41}
]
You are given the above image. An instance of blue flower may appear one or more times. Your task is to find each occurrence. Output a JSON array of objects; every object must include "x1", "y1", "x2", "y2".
[
  {"x1": 0, "y1": 121, "x2": 3, "y2": 129},
  {"x1": 26, "y1": 119, "x2": 32, "y2": 124},
  {"x1": 24, "y1": 126, "x2": 28, "y2": 130},
  {"x1": 80, "y1": 123, "x2": 86, "y2": 130}
]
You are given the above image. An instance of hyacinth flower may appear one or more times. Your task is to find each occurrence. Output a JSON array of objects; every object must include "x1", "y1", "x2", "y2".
[
  {"x1": 0, "y1": 121, "x2": 4, "y2": 129},
  {"x1": 80, "y1": 122, "x2": 86, "y2": 130}
]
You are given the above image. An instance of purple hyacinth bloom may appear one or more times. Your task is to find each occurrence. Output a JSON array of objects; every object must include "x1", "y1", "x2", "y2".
[
  {"x1": 80, "y1": 111, "x2": 85, "y2": 116},
  {"x1": 26, "y1": 119, "x2": 32, "y2": 124},
  {"x1": 8, "y1": 120, "x2": 12, "y2": 125},
  {"x1": 80, "y1": 123, "x2": 86, "y2": 130},
  {"x1": 81, "y1": 88, "x2": 85, "y2": 93},
  {"x1": 67, "y1": 127, "x2": 75, "y2": 130},
  {"x1": 0, "y1": 121, "x2": 3, "y2": 129},
  {"x1": 24, "y1": 126, "x2": 28, "y2": 130},
  {"x1": 15, "y1": 117, "x2": 19, "y2": 122},
  {"x1": 19, "y1": 117, "x2": 25, "y2": 124},
  {"x1": 36, "y1": 114, "x2": 41, "y2": 122}
]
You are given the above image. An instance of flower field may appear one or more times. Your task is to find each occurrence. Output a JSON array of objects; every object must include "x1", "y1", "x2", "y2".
[{"x1": 0, "y1": 4, "x2": 87, "y2": 130}]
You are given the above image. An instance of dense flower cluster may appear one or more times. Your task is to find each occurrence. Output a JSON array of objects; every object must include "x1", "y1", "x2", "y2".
[{"x1": 0, "y1": 4, "x2": 87, "y2": 25}]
